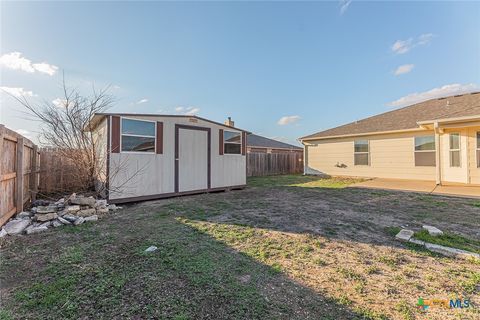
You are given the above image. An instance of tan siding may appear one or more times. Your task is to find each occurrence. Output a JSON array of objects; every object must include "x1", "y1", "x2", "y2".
[{"x1": 305, "y1": 131, "x2": 436, "y2": 181}]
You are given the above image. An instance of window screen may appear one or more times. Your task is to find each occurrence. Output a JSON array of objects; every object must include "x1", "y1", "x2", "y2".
[
  {"x1": 354, "y1": 140, "x2": 369, "y2": 165},
  {"x1": 414, "y1": 136, "x2": 435, "y2": 166}
]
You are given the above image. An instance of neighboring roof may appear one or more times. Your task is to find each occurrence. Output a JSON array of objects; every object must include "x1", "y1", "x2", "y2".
[
  {"x1": 247, "y1": 133, "x2": 302, "y2": 150},
  {"x1": 300, "y1": 92, "x2": 480, "y2": 141},
  {"x1": 88, "y1": 113, "x2": 250, "y2": 133}
]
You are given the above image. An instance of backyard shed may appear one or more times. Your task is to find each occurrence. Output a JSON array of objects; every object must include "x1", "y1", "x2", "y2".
[{"x1": 88, "y1": 113, "x2": 248, "y2": 203}]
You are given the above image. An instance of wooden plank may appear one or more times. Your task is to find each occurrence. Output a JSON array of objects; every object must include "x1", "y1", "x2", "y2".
[
  {"x1": 0, "y1": 207, "x2": 16, "y2": 227},
  {"x1": 30, "y1": 146, "x2": 39, "y2": 202},
  {"x1": 15, "y1": 137, "x2": 24, "y2": 213},
  {"x1": 1, "y1": 172, "x2": 16, "y2": 182}
]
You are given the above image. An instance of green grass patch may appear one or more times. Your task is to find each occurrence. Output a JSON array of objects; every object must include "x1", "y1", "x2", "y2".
[
  {"x1": 414, "y1": 230, "x2": 480, "y2": 254},
  {"x1": 247, "y1": 174, "x2": 361, "y2": 189},
  {"x1": 384, "y1": 226, "x2": 401, "y2": 237},
  {"x1": 471, "y1": 201, "x2": 480, "y2": 208}
]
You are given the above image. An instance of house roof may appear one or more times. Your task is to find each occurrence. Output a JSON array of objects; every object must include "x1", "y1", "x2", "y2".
[
  {"x1": 300, "y1": 92, "x2": 480, "y2": 141},
  {"x1": 247, "y1": 134, "x2": 302, "y2": 150},
  {"x1": 88, "y1": 113, "x2": 250, "y2": 133}
]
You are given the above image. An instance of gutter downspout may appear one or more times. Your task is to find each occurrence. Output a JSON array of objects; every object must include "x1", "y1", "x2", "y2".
[{"x1": 434, "y1": 122, "x2": 441, "y2": 185}]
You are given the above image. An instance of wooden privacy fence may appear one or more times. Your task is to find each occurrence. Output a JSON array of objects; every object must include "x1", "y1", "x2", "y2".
[
  {"x1": 0, "y1": 125, "x2": 40, "y2": 226},
  {"x1": 247, "y1": 152, "x2": 303, "y2": 177},
  {"x1": 38, "y1": 148, "x2": 89, "y2": 194}
]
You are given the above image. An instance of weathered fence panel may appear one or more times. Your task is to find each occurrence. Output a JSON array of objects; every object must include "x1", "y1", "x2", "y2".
[
  {"x1": 0, "y1": 125, "x2": 40, "y2": 226},
  {"x1": 38, "y1": 148, "x2": 88, "y2": 194},
  {"x1": 247, "y1": 152, "x2": 303, "y2": 177}
]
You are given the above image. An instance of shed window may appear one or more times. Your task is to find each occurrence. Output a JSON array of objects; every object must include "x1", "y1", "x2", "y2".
[
  {"x1": 477, "y1": 132, "x2": 480, "y2": 168},
  {"x1": 121, "y1": 118, "x2": 156, "y2": 152},
  {"x1": 224, "y1": 131, "x2": 241, "y2": 154},
  {"x1": 414, "y1": 136, "x2": 435, "y2": 166},
  {"x1": 354, "y1": 140, "x2": 369, "y2": 166},
  {"x1": 449, "y1": 133, "x2": 460, "y2": 167}
]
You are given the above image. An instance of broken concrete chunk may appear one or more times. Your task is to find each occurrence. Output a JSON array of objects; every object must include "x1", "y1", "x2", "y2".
[
  {"x1": 17, "y1": 211, "x2": 31, "y2": 219},
  {"x1": 26, "y1": 226, "x2": 49, "y2": 235},
  {"x1": 408, "y1": 238, "x2": 425, "y2": 246},
  {"x1": 40, "y1": 221, "x2": 52, "y2": 228},
  {"x1": 35, "y1": 213, "x2": 58, "y2": 222},
  {"x1": 96, "y1": 208, "x2": 109, "y2": 215},
  {"x1": 36, "y1": 206, "x2": 57, "y2": 214},
  {"x1": 52, "y1": 220, "x2": 63, "y2": 228},
  {"x1": 422, "y1": 225, "x2": 443, "y2": 236},
  {"x1": 57, "y1": 216, "x2": 72, "y2": 225},
  {"x1": 4, "y1": 219, "x2": 31, "y2": 235},
  {"x1": 395, "y1": 229, "x2": 414, "y2": 242},
  {"x1": 70, "y1": 197, "x2": 96, "y2": 207},
  {"x1": 73, "y1": 217, "x2": 85, "y2": 225},
  {"x1": 95, "y1": 200, "x2": 108, "y2": 208},
  {"x1": 0, "y1": 228, "x2": 7, "y2": 238},
  {"x1": 84, "y1": 215, "x2": 98, "y2": 222},
  {"x1": 76, "y1": 209, "x2": 96, "y2": 217},
  {"x1": 66, "y1": 205, "x2": 81, "y2": 213},
  {"x1": 63, "y1": 214, "x2": 78, "y2": 223},
  {"x1": 108, "y1": 204, "x2": 118, "y2": 211}
]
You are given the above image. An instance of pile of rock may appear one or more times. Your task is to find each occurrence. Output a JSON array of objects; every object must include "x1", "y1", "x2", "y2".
[{"x1": 0, "y1": 194, "x2": 121, "y2": 237}]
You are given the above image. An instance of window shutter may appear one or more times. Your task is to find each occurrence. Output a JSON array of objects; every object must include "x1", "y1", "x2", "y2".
[
  {"x1": 219, "y1": 129, "x2": 224, "y2": 155},
  {"x1": 111, "y1": 116, "x2": 120, "y2": 153},
  {"x1": 241, "y1": 132, "x2": 246, "y2": 155},
  {"x1": 156, "y1": 122, "x2": 163, "y2": 154}
]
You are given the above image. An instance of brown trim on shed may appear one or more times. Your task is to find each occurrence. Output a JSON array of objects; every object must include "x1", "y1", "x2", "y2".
[
  {"x1": 108, "y1": 185, "x2": 246, "y2": 204},
  {"x1": 174, "y1": 124, "x2": 212, "y2": 193},
  {"x1": 219, "y1": 129, "x2": 224, "y2": 155},
  {"x1": 111, "y1": 116, "x2": 120, "y2": 153},
  {"x1": 156, "y1": 121, "x2": 164, "y2": 154}
]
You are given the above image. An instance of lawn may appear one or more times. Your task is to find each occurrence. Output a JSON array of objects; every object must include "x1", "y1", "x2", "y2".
[{"x1": 1, "y1": 175, "x2": 479, "y2": 319}]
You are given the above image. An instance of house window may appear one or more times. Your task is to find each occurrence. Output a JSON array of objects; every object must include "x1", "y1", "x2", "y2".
[
  {"x1": 414, "y1": 136, "x2": 436, "y2": 166},
  {"x1": 224, "y1": 131, "x2": 241, "y2": 154},
  {"x1": 477, "y1": 132, "x2": 480, "y2": 168},
  {"x1": 121, "y1": 118, "x2": 156, "y2": 152},
  {"x1": 354, "y1": 140, "x2": 369, "y2": 165},
  {"x1": 449, "y1": 133, "x2": 460, "y2": 167}
]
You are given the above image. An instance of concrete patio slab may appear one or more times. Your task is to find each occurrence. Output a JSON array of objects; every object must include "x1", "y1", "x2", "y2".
[{"x1": 352, "y1": 178, "x2": 480, "y2": 199}]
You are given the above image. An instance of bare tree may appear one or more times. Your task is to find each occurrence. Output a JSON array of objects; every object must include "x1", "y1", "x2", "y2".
[{"x1": 10, "y1": 77, "x2": 114, "y2": 193}]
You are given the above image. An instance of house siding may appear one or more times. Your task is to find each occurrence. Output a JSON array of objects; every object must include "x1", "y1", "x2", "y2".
[{"x1": 304, "y1": 131, "x2": 437, "y2": 181}]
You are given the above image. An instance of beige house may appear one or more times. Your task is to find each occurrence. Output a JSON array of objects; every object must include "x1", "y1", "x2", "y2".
[
  {"x1": 88, "y1": 113, "x2": 248, "y2": 203},
  {"x1": 300, "y1": 93, "x2": 480, "y2": 185}
]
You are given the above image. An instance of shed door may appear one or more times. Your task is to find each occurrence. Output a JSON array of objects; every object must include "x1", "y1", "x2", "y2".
[{"x1": 177, "y1": 128, "x2": 209, "y2": 192}]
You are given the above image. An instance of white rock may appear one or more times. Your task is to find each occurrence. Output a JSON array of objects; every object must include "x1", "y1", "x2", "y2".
[
  {"x1": 0, "y1": 228, "x2": 7, "y2": 238},
  {"x1": 97, "y1": 208, "x2": 109, "y2": 215},
  {"x1": 408, "y1": 238, "x2": 425, "y2": 246},
  {"x1": 95, "y1": 200, "x2": 108, "y2": 208},
  {"x1": 17, "y1": 211, "x2": 31, "y2": 219},
  {"x1": 84, "y1": 215, "x2": 98, "y2": 222},
  {"x1": 40, "y1": 221, "x2": 52, "y2": 228},
  {"x1": 57, "y1": 216, "x2": 72, "y2": 225},
  {"x1": 73, "y1": 217, "x2": 85, "y2": 225},
  {"x1": 422, "y1": 225, "x2": 443, "y2": 236},
  {"x1": 76, "y1": 208, "x2": 96, "y2": 217},
  {"x1": 52, "y1": 220, "x2": 63, "y2": 228},
  {"x1": 26, "y1": 226, "x2": 49, "y2": 235},
  {"x1": 108, "y1": 204, "x2": 118, "y2": 211},
  {"x1": 145, "y1": 246, "x2": 158, "y2": 252},
  {"x1": 63, "y1": 214, "x2": 78, "y2": 223},
  {"x1": 395, "y1": 229, "x2": 414, "y2": 242},
  {"x1": 4, "y1": 219, "x2": 31, "y2": 235},
  {"x1": 66, "y1": 205, "x2": 81, "y2": 213}
]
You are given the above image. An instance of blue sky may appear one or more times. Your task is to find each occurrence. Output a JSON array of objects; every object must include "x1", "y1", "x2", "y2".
[{"x1": 1, "y1": 1, "x2": 479, "y2": 145}]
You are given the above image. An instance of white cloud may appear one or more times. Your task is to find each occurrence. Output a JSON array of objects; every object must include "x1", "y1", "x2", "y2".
[
  {"x1": 0, "y1": 52, "x2": 58, "y2": 75},
  {"x1": 339, "y1": 0, "x2": 352, "y2": 15},
  {"x1": 387, "y1": 83, "x2": 480, "y2": 107},
  {"x1": 136, "y1": 98, "x2": 148, "y2": 104},
  {"x1": 277, "y1": 115, "x2": 301, "y2": 125},
  {"x1": 0, "y1": 86, "x2": 35, "y2": 97},
  {"x1": 394, "y1": 64, "x2": 414, "y2": 76},
  {"x1": 391, "y1": 33, "x2": 434, "y2": 54},
  {"x1": 185, "y1": 107, "x2": 200, "y2": 115},
  {"x1": 175, "y1": 106, "x2": 200, "y2": 115}
]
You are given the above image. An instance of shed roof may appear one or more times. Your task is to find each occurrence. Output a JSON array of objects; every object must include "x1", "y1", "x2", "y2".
[
  {"x1": 247, "y1": 134, "x2": 302, "y2": 150},
  {"x1": 88, "y1": 113, "x2": 250, "y2": 133},
  {"x1": 300, "y1": 92, "x2": 480, "y2": 141}
]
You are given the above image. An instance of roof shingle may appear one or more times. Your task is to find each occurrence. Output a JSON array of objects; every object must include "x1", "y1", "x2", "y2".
[{"x1": 301, "y1": 92, "x2": 480, "y2": 140}]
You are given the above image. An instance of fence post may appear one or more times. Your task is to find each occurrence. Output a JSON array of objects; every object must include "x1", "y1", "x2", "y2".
[
  {"x1": 30, "y1": 145, "x2": 39, "y2": 202},
  {"x1": 16, "y1": 137, "x2": 24, "y2": 213}
]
